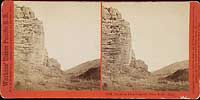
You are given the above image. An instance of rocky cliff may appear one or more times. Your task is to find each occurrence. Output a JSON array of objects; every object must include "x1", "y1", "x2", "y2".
[
  {"x1": 102, "y1": 6, "x2": 150, "y2": 90},
  {"x1": 14, "y1": 5, "x2": 65, "y2": 90},
  {"x1": 14, "y1": 5, "x2": 48, "y2": 66},
  {"x1": 102, "y1": 7, "x2": 134, "y2": 68},
  {"x1": 14, "y1": 5, "x2": 99, "y2": 90}
]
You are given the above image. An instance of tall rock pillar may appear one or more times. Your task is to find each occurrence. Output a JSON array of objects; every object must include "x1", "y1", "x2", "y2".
[
  {"x1": 102, "y1": 7, "x2": 135, "y2": 73},
  {"x1": 14, "y1": 5, "x2": 48, "y2": 66}
]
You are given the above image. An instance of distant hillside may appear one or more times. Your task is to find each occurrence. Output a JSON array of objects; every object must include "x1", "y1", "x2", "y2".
[
  {"x1": 153, "y1": 60, "x2": 188, "y2": 78},
  {"x1": 64, "y1": 59, "x2": 100, "y2": 80},
  {"x1": 164, "y1": 68, "x2": 188, "y2": 82}
]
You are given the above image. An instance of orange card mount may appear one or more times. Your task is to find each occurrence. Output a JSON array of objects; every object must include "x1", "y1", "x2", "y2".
[{"x1": 1, "y1": 1, "x2": 200, "y2": 99}]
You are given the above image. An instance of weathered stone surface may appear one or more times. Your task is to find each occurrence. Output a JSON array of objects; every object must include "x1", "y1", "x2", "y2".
[
  {"x1": 102, "y1": 6, "x2": 150, "y2": 90},
  {"x1": 14, "y1": 5, "x2": 47, "y2": 66},
  {"x1": 102, "y1": 6, "x2": 134, "y2": 71},
  {"x1": 135, "y1": 59, "x2": 148, "y2": 71},
  {"x1": 14, "y1": 5, "x2": 65, "y2": 90},
  {"x1": 14, "y1": 5, "x2": 35, "y2": 19},
  {"x1": 47, "y1": 58, "x2": 61, "y2": 69}
]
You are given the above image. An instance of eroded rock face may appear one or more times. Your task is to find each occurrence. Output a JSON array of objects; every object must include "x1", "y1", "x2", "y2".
[
  {"x1": 102, "y1": 7, "x2": 134, "y2": 80},
  {"x1": 102, "y1": 6, "x2": 149, "y2": 90},
  {"x1": 102, "y1": 6, "x2": 135, "y2": 74},
  {"x1": 14, "y1": 5, "x2": 35, "y2": 19},
  {"x1": 14, "y1": 5, "x2": 64, "y2": 90},
  {"x1": 135, "y1": 59, "x2": 148, "y2": 71},
  {"x1": 14, "y1": 5, "x2": 48, "y2": 66},
  {"x1": 47, "y1": 58, "x2": 61, "y2": 69}
]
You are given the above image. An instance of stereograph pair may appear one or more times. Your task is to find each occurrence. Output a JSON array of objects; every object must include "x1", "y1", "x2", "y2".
[{"x1": 1, "y1": 1, "x2": 200, "y2": 99}]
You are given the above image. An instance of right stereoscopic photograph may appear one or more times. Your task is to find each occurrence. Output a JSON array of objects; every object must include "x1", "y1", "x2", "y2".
[{"x1": 102, "y1": 2, "x2": 189, "y2": 91}]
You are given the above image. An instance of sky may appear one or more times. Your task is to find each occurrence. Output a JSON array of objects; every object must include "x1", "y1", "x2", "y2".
[
  {"x1": 15, "y1": 1, "x2": 100, "y2": 70},
  {"x1": 103, "y1": 2, "x2": 189, "y2": 71},
  {"x1": 15, "y1": 1, "x2": 189, "y2": 71}
]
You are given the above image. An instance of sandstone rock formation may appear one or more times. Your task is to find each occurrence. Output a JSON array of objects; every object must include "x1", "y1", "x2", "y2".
[
  {"x1": 14, "y1": 5, "x2": 99, "y2": 90},
  {"x1": 102, "y1": 7, "x2": 134, "y2": 68},
  {"x1": 14, "y1": 5, "x2": 48, "y2": 66},
  {"x1": 14, "y1": 5, "x2": 65, "y2": 90},
  {"x1": 102, "y1": 6, "x2": 150, "y2": 90}
]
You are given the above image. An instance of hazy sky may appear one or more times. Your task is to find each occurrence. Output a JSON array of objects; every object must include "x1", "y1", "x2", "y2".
[
  {"x1": 15, "y1": 1, "x2": 100, "y2": 70},
  {"x1": 103, "y1": 2, "x2": 189, "y2": 71},
  {"x1": 15, "y1": 1, "x2": 189, "y2": 71}
]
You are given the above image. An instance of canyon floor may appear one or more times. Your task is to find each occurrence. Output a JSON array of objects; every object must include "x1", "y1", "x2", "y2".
[
  {"x1": 15, "y1": 58, "x2": 188, "y2": 91},
  {"x1": 103, "y1": 73, "x2": 188, "y2": 91},
  {"x1": 14, "y1": 59, "x2": 100, "y2": 90}
]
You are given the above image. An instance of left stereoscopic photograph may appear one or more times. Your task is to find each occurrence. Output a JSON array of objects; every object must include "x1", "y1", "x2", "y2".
[{"x1": 14, "y1": 1, "x2": 100, "y2": 90}]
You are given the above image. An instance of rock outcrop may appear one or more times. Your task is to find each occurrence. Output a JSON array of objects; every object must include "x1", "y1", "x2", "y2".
[
  {"x1": 102, "y1": 6, "x2": 149, "y2": 90},
  {"x1": 14, "y1": 5, "x2": 65, "y2": 90},
  {"x1": 14, "y1": 5, "x2": 100, "y2": 90},
  {"x1": 102, "y1": 7, "x2": 134, "y2": 68},
  {"x1": 14, "y1": 5, "x2": 48, "y2": 66},
  {"x1": 135, "y1": 60, "x2": 148, "y2": 71}
]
